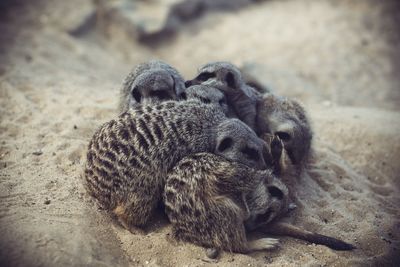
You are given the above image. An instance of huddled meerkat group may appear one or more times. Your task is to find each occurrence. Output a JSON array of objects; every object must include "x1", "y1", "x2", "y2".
[{"x1": 84, "y1": 60, "x2": 354, "y2": 258}]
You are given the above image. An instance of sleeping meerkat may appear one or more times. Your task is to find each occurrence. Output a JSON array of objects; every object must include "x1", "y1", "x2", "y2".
[
  {"x1": 84, "y1": 95, "x2": 269, "y2": 231},
  {"x1": 118, "y1": 60, "x2": 186, "y2": 113},
  {"x1": 164, "y1": 143, "x2": 354, "y2": 257},
  {"x1": 185, "y1": 61, "x2": 261, "y2": 130},
  {"x1": 186, "y1": 62, "x2": 312, "y2": 169},
  {"x1": 164, "y1": 152, "x2": 285, "y2": 254}
]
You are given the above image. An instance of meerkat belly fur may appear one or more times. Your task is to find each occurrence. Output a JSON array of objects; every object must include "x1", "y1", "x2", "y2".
[
  {"x1": 118, "y1": 60, "x2": 186, "y2": 113},
  {"x1": 84, "y1": 86, "x2": 269, "y2": 230}
]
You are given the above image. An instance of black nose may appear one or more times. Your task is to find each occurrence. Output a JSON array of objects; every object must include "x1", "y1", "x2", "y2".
[{"x1": 184, "y1": 80, "x2": 192, "y2": 88}]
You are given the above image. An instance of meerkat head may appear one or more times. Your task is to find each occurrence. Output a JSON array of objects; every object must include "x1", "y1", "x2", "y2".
[
  {"x1": 127, "y1": 69, "x2": 184, "y2": 108},
  {"x1": 184, "y1": 85, "x2": 230, "y2": 115},
  {"x1": 214, "y1": 118, "x2": 267, "y2": 170},
  {"x1": 185, "y1": 62, "x2": 244, "y2": 92},
  {"x1": 245, "y1": 175, "x2": 289, "y2": 230},
  {"x1": 119, "y1": 60, "x2": 186, "y2": 112},
  {"x1": 264, "y1": 95, "x2": 312, "y2": 165}
]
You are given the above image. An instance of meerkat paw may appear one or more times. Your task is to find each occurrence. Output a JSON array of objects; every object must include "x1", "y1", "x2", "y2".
[
  {"x1": 247, "y1": 238, "x2": 279, "y2": 251},
  {"x1": 271, "y1": 136, "x2": 283, "y2": 160},
  {"x1": 205, "y1": 248, "x2": 220, "y2": 259}
]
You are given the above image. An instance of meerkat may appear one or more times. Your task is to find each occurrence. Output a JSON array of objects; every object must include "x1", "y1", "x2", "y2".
[
  {"x1": 185, "y1": 61, "x2": 261, "y2": 130},
  {"x1": 184, "y1": 85, "x2": 230, "y2": 116},
  {"x1": 84, "y1": 96, "x2": 269, "y2": 231},
  {"x1": 118, "y1": 60, "x2": 186, "y2": 113},
  {"x1": 256, "y1": 93, "x2": 312, "y2": 168},
  {"x1": 164, "y1": 152, "x2": 285, "y2": 254},
  {"x1": 164, "y1": 140, "x2": 354, "y2": 257},
  {"x1": 186, "y1": 62, "x2": 312, "y2": 169}
]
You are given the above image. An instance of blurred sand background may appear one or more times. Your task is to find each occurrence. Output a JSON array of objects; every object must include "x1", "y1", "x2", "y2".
[{"x1": 0, "y1": 0, "x2": 399, "y2": 266}]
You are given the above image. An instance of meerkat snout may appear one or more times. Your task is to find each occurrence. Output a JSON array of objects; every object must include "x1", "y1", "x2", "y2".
[
  {"x1": 118, "y1": 60, "x2": 186, "y2": 113},
  {"x1": 215, "y1": 119, "x2": 267, "y2": 170},
  {"x1": 128, "y1": 69, "x2": 178, "y2": 107}
]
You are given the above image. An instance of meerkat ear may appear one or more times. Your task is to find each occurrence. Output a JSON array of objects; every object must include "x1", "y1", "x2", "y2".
[
  {"x1": 225, "y1": 72, "x2": 236, "y2": 88},
  {"x1": 179, "y1": 91, "x2": 187, "y2": 100},
  {"x1": 217, "y1": 137, "x2": 233, "y2": 152},
  {"x1": 172, "y1": 75, "x2": 186, "y2": 96},
  {"x1": 267, "y1": 186, "x2": 284, "y2": 200}
]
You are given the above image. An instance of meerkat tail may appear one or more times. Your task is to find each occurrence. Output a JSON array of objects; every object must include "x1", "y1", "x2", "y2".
[{"x1": 261, "y1": 222, "x2": 356, "y2": 251}]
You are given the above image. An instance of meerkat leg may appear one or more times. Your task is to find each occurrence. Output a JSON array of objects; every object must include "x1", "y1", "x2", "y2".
[
  {"x1": 246, "y1": 238, "x2": 280, "y2": 252},
  {"x1": 113, "y1": 195, "x2": 158, "y2": 233},
  {"x1": 205, "y1": 248, "x2": 220, "y2": 259},
  {"x1": 270, "y1": 135, "x2": 285, "y2": 175}
]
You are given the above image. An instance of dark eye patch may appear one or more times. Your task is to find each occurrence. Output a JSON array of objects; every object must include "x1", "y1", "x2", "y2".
[
  {"x1": 275, "y1": 131, "x2": 291, "y2": 141},
  {"x1": 131, "y1": 87, "x2": 141, "y2": 103},
  {"x1": 217, "y1": 137, "x2": 233, "y2": 152},
  {"x1": 241, "y1": 147, "x2": 260, "y2": 161},
  {"x1": 150, "y1": 90, "x2": 171, "y2": 100},
  {"x1": 184, "y1": 80, "x2": 192, "y2": 88},
  {"x1": 196, "y1": 72, "x2": 215, "y2": 82},
  {"x1": 225, "y1": 72, "x2": 235, "y2": 88},
  {"x1": 218, "y1": 98, "x2": 226, "y2": 106}
]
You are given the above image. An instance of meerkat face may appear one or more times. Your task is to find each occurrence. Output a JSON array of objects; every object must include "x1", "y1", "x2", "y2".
[
  {"x1": 215, "y1": 118, "x2": 267, "y2": 170},
  {"x1": 265, "y1": 96, "x2": 312, "y2": 165},
  {"x1": 184, "y1": 85, "x2": 230, "y2": 115},
  {"x1": 245, "y1": 175, "x2": 289, "y2": 230},
  {"x1": 185, "y1": 62, "x2": 243, "y2": 91},
  {"x1": 128, "y1": 69, "x2": 184, "y2": 108}
]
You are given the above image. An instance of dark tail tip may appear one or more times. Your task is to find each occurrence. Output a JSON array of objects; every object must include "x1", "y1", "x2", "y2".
[{"x1": 313, "y1": 233, "x2": 356, "y2": 251}]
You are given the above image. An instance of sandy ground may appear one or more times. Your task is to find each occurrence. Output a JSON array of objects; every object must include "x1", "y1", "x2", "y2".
[{"x1": 1, "y1": 0, "x2": 399, "y2": 266}]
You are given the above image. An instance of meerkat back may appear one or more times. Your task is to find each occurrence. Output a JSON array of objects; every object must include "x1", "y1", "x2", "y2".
[{"x1": 84, "y1": 100, "x2": 226, "y2": 230}]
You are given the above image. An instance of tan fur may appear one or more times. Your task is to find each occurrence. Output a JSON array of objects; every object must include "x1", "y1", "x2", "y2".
[{"x1": 164, "y1": 152, "x2": 289, "y2": 253}]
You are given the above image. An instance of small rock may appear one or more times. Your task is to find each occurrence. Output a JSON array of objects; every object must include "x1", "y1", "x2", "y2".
[
  {"x1": 32, "y1": 150, "x2": 43, "y2": 156},
  {"x1": 73, "y1": 125, "x2": 78, "y2": 129},
  {"x1": 44, "y1": 199, "x2": 51, "y2": 205}
]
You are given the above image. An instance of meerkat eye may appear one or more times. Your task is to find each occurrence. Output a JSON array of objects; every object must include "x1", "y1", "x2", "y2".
[
  {"x1": 267, "y1": 186, "x2": 284, "y2": 200},
  {"x1": 225, "y1": 72, "x2": 235, "y2": 88},
  {"x1": 150, "y1": 90, "x2": 171, "y2": 100},
  {"x1": 275, "y1": 131, "x2": 291, "y2": 141},
  {"x1": 131, "y1": 87, "x2": 141, "y2": 103},
  {"x1": 197, "y1": 72, "x2": 215, "y2": 82},
  {"x1": 184, "y1": 80, "x2": 192, "y2": 88},
  {"x1": 217, "y1": 137, "x2": 233, "y2": 152},
  {"x1": 241, "y1": 147, "x2": 260, "y2": 161}
]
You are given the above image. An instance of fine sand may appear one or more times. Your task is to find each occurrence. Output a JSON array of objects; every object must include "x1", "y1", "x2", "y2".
[{"x1": 1, "y1": 0, "x2": 399, "y2": 266}]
